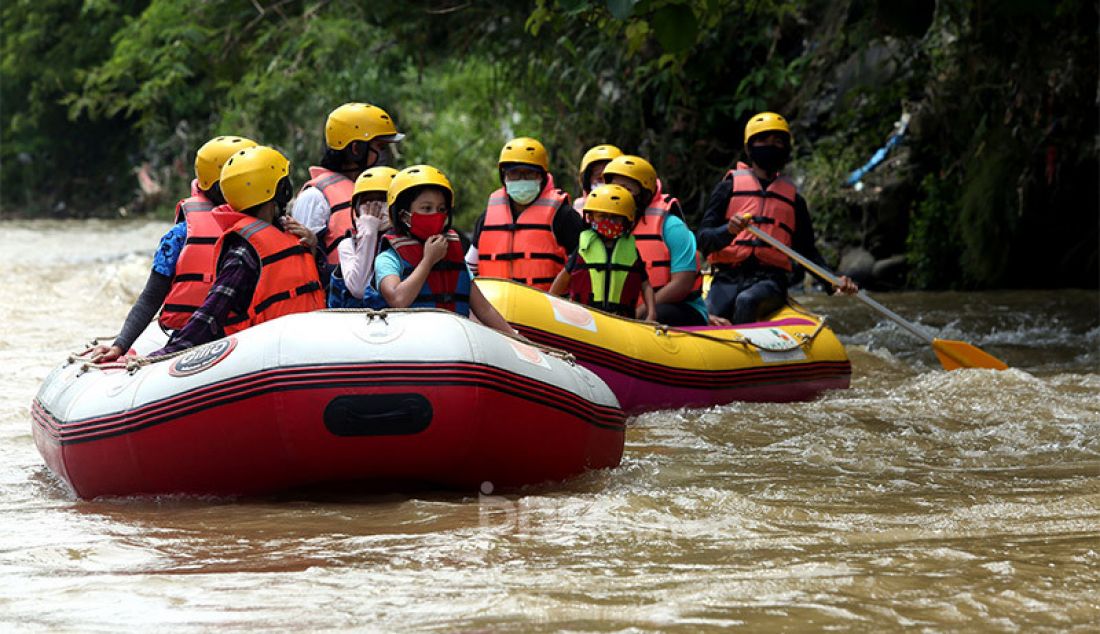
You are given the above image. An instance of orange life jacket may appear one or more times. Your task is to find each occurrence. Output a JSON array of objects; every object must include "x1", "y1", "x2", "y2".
[
  {"x1": 211, "y1": 211, "x2": 325, "y2": 335},
  {"x1": 708, "y1": 162, "x2": 797, "y2": 271},
  {"x1": 631, "y1": 180, "x2": 702, "y2": 293},
  {"x1": 302, "y1": 166, "x2": 356, "y2": 265},
  {"x1": 476, "y1": 176, "x2": 569, "y2": 291},
  {"x1": 173, "y1": 179, "x2": 216, "y2": 224},
  {"x1": 384, "y1": 230, "x2": 471, "y2": 315},
  {"x1": 158, "y1": 203, "x2": 236, "y2": 330},
  {"x1": 322, "y1": 208, "x2": 355, "y2": 266}
]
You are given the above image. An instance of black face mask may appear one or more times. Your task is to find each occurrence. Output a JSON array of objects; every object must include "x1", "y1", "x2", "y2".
[
  {"x1": 372, "y1": 144, "x2": 391, "y2": 167},
  {"x1": 273, "y1": 177, "x2": 293, "y2": 225},
  {"x1": 748, "y1": 145, "x2": 790, "y2": 174},
  {"x1": 347, "y1": 142, "x2": 390, "y2": 170}
]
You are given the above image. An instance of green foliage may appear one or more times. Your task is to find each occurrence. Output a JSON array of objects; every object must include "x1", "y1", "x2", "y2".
[
  {"x1": 907, "y1": 173, "x2": 962, "y2": 288},
  {"x1": 957, "y1": 127, "x2": 1019, "y2": 286},
  {"x1": 1, "y1": 0, "x2": 1095, "y2": 289},
  {"x1": 518, "y1": 0, "x2": 819, "y2": 224},
  {"x1": 1, "y1": 0, "x2": 145, "y2": 215},
  {"x1": 63, "y1": 1, "x2": 217, "y2": 135}
]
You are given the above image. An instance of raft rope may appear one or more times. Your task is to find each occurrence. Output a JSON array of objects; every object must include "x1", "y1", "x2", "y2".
[
  {"x1": 321, "y1": 307, "x2": 577, "y2": 364},
  {"x1": 70, "y1": 307, "x2": 577, "y2": 374},
  {"x1": 650, "y1": 299, "x2": 829, "y2": 352}
]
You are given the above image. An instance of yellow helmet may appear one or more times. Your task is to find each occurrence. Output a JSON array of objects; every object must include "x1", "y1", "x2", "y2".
[
  {"x1": 498, "y1": 137, "x2": 549, "y2": 171},
  {"x1": 220, "y1": 146, "x2": 291, "y2": 211},
  {"x1": 583, "y1": 184, "x2": 637, "y2": 222},
  {"x1": 195, "y1": 136, "x2": 257, "y2": 191},
  {"x1": 603, "y1": 155, "x2": 657, "y2": 194},
  {"x1": 325, "y1": 103, "x2": 405, "y2": 150},
  {"x1": 386, "y1": 164, "x2": 454, "y2": 209},
  {"x1": 353, "y1": 166, "x2": 398, "y2": 199},
  {"x1": 579, "y1": 144, "x2": 623, "y2": 186},
  {"x1": 744, "y1": 111, "x2": 791, "y2": 145}
]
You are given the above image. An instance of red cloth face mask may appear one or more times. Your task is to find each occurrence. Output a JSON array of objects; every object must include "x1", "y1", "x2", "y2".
[
  {"x1": 591, "y1": 217, "x2": 625, "y2": 239},
  {"x1": 408, "y1": 212, "x2": 447, "y2": 241}
]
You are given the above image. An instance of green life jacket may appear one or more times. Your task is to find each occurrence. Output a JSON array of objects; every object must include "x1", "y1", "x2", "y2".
[{"x1": 575, "y1": 229, "x2": 641, "y2": 314}]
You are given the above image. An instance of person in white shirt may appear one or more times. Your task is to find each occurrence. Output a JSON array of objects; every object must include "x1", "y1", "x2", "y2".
[
  {"x1": 327, "y1": 167, "x2": 398, "y2": 309},
  {"x1": 292, "y1": 103, "x2": 404, "y2": 286}
]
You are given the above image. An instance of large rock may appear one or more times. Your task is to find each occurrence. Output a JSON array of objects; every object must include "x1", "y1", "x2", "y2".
[
  {"x1": 871, "y1": 254, "x2": 909, "y2": 289},
  {"x1": 837, "y1": 247, "x2": 875, "y2": 284}
]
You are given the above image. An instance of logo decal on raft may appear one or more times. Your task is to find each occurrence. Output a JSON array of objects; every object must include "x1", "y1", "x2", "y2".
[
  {"x1": 548, "y1": 295, "x2": 598, "y2": 332},
  {"x1": 509, "y1": 339, "x2": 552, "y2": 370},
  {"x1": 168, "y1": 338, "x2": 237, "y2": 377},
  {"x1": 735, "y1": 327, "x2": 807, "y2": 363}
]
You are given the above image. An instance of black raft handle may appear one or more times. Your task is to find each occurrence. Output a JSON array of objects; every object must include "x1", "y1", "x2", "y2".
[{"x1": 323, "y1": 394, "x2": 433, "y2": 436}]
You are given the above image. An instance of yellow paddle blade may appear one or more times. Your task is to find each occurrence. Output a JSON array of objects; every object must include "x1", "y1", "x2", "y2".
[{"x1": 932, "y1": 338, "x2": 1008, "y2": 371}]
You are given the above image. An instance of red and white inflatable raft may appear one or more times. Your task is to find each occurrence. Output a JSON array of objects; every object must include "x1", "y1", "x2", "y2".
[{"x1": 32, "y1": 310, "x2": 625, "y2": 499}]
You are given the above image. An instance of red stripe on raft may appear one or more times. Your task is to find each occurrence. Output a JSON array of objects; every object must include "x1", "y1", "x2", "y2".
[
  {"x1": 34, "y1": 362, "x2": 624, "y2": 444},
  {"x1": 677, "y1": 317, "x2": 818, "y2": 331},
  {"x1": 42, "y1": 362, "x2": 603, "y2": 430},
  {"x1": 515, "y1": 325, "x2": 851, "y2": 389}
]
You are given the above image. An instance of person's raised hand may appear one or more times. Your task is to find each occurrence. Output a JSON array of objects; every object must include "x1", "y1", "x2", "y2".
[
  {"x1": 282, "y1": 216, "x2": 317, "y2": 250},
  {"x1": 423, "y1": 234, "x2": 448, "y2": 264},
  {"x1": 357, "y1": 200, "x2": 388, "y2": 230}
]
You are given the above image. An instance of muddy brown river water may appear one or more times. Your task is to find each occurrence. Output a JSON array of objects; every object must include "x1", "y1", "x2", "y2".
[{"x1": 1, "y1": 219, "x2": 1097, "y2": 631}]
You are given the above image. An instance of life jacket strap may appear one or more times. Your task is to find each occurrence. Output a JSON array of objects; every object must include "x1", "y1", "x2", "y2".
[
  {"x1": 479, "y1": 252, "x2": 564, "y2": 264},
  {"x1": 515, "y1": 276, "x2": 557, "y2": 286},
  {"x1": 481, "y1": 222, "x2": 555, "y2": 232},
  {"x1": 261, "y1": 245, "x2": 312, "y2": 266},
  {"x1": 253, "y1": 280, "x2": 322, "y2": 316}
]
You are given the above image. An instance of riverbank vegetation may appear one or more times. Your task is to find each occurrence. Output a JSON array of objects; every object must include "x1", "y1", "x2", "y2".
[{"x1": 2, "y1": 0, "x2": 1096, "y2": 288}]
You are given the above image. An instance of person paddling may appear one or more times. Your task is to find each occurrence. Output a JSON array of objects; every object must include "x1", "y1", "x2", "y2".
[
  {"x1": 151, "y1": 146, "x2": 325, "y2": 355},
  {"x1": 375, "y1": 165, "x2": 514, "y2": 334},
  {"x1": 697, "y1": 111, "x2": 857, "y2": 324},
  {"x1": 292, "y1": 103, "x2": 404, "y2": 285},
  {"x1": 602, "y1": 155, "x2": 708, "y2": 326},
  {"x1": 90, "y1": 136, "x2": 256, "y2": 363},
  {"x1": 573, "y1": 144, "x2": 623, "y2": 214},
  {"x1": 550, "y1": 184, "x2": 656, "y2": 321},
  {"x1": 466, "y1": 137, "x2": 584, "y2": 291},
  {"x1": 327, "y1": 166, "x2": 397, "y2": 309}
]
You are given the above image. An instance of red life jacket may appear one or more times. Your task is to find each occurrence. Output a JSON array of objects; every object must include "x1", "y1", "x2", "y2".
[
  {"x1": 708, "y1": 162, "x2": 797, "y2": 271},
  {"x1": 173, "y1": 179, "x2": 215, "y2": 224},
  {"x1": 301, "y1": 166, "x2": 355, "y2": 265},
  {"x1": 158, "y1": 203, "x2": 236, "y2": 330},
  {"x1": 210, "y1": 211, "x2": 325, "y2": 335},
  {"x1": 476, "y1": 175, "x2": 569, "y2": 291},
  {"x1": 384, "y1": 230, "x2": 471, "y2": 315},
  {"x1": 631, "y1": 180, "x2": 703, "y2": 294}
]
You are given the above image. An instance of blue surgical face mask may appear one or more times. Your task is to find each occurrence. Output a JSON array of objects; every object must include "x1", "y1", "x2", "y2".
[{"x1": 505, "y1": 179, "x2": 540, "y2": 205}]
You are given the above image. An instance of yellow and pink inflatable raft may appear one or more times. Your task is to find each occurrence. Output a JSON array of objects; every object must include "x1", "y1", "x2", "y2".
[{"x1": 479, "y1": 279, "x2": 851, "y2": 414}]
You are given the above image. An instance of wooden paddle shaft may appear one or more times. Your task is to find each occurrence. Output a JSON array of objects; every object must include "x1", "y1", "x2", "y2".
[{"x1": 743, "y1": 224, "x2": 935, "y2": 344}]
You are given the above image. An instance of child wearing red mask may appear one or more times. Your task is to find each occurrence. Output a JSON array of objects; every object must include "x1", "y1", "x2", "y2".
[
  {"x1": 549, "y1": 184, "x2": 656, "y2": 321},
  {"x1": 375, "y1": 165, "x2": 514, "y2": 334}
]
